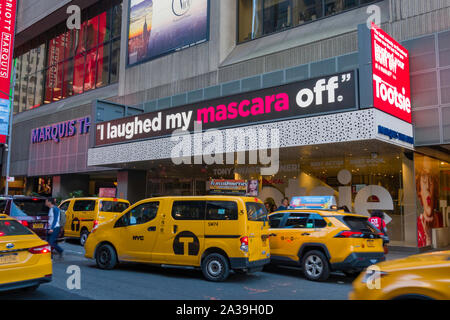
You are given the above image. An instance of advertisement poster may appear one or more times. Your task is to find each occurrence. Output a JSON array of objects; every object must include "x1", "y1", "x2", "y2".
[
  {"x1": 0, "y1": 98, "x2": 10, "y2": 143},
  {"x1": 371, "y1": 23, "x2": 412, "y2": 123},
  {"x1": 415, "y1": 154, "x2": 443, "y2": 248},
  {"x1": 99, "y1": 188, "x2": 117, "y2": 198},
  {"x1": 128, "y1": 0, "x2": 209, "y2": 66}
]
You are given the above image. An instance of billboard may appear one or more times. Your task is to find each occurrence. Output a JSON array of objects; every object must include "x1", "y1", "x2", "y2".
[
  {"x1": 127, "y1": 0, "x2": 209, "y2": 66},
  {"x1": 0, "y1": 98, "x2": 10, "y2": 143},
  {"x1": 95, "y1": 71, "x2": 357, "y2": 146},
  {"x1": 371, "y1": 23, "x2": 411, "y2": 123}
]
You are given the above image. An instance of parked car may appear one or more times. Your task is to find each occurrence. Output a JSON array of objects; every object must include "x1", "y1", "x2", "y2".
[
  {"x1": 0, "y1": 214, "x2": 52, "y2": 292},
  {"x1": 60, "y1": 197, "x2": 130, "y2": 246},
  {"x1": 84, "y1": 196, "x2": 270, "y2": 282},
  {"x1": 0, "y1": 196, "x2": 64, "y2": 242}
]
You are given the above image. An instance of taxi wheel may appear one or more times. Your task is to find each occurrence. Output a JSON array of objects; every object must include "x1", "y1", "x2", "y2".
[
  {"x1": 301, "y1": 250, "x2": 330, "y2": 282},
  {"x1": 201, "y1": 253, "x2": 230, "y2": 282},
  {"x1": 96, "y1": 244, "x2": 118, "y2": 270},
  {"x1": 80, "y1": 229, "x2": 89, "y2": 247}
]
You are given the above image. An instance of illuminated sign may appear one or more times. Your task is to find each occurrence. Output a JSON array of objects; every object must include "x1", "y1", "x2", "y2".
[
  {"x1": 31, "y1": 116, "x2": 90, "y2": 144},
  {"x1": 289, "y1": 196, "x2": 337, "y2": 210},
  {"x1": 371, "y1": 23, "x2": 411, "y2": 123}
]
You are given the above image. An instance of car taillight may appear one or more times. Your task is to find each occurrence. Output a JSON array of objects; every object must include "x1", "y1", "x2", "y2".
[
  {"x1": 29, "y1": 244, "x2": 51, "y2": 254},
  {"x1": 240, "y1": 236, "x2": 249, "y2": 253},
  {"x1": 0, "y1": 232, "x2": 4, "y2": 237},
  {"x1": 91, "y1": 220, "x2": 99, "y2": 233},
  {"x1": 19, "y1": 220, "x2": 29, "y2": 227},
  {"x1": 335, "y1": 231, "x2": 363, "y2": 238}
]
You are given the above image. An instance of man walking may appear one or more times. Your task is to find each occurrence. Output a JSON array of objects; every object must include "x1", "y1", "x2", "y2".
[{"x1": 46, "y1": 198, "x2": 64, "y2": 258}]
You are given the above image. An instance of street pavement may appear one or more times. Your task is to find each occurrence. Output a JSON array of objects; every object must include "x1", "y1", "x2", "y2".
[{"x1": 0, "y1": 241, "x2": 414, "y2": 300}]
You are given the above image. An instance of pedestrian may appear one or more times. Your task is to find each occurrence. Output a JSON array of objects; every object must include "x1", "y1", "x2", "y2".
[
  {"x1": 277, "y1": 197, "x2": 290, "y2": 211},
  {"x1": 369, "y1": 210, "x2": 390, "y2": 254},
  {"x1": 46, "y1": 197, "x2": 64, "y2": 259}
]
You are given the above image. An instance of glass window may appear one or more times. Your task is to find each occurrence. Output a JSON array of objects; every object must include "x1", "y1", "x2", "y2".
[
  {"x1": 63, "y1": 30, "x2": 75, "y2": 60},
  {"x1": 59, "y1": 201, "x2": 70, "y2": 211},
  {"x1": 206, "y1": 201, "x2": 238, "y2": 220},
  {"x1": 308, "y1": 213, "x2": 327, "y2": 228},
  {"x1": 110, "y1": 39, "x2": 120, "y2": 83},
  {"x1": 84, "y1": 48, "x2": 97, "y2": 91},
  {"x1": 27, "y1": 73, "x2": 36, "y2": 108},
  {"x1": 340, "y1": 216, "x2": 377, "y2": 233},
  {"x1": 238, "y1": 0, "x2": 375, "y2": 43},
  {"x1": 10, "y1": 199, "x2": 49, "y2": 217},
  {"x1": 86, "y1": 16, "x2": 99, "y2": 50},
  {"x1": 111, "y1": 4, "x2": 122, "y2": 39},
  {"x1": 63, "y1": 59, "x2": 74, "y2": 99},
  {"x1": 285, "y1": 213, "x2": 310, "y2": 228},
  {"x1": 75, "y1": 21, "x2": 87, "y2": 55},
  {"x1": 294, "y1": 0, "x2": 323, "y2": 25},
  {"x1": 73, "y1": 53, "x2": 85, "y2": 95},
  {"x1": 98, "y1": 11, "x2": 109, "y2": 44},
  {"x1": 96, "y1": 43, "x2": 110, "y2": 88},
  {"x1": 246, "y1": 202, "x2": 268, "y2": 221},
  {"x1": 73, "y1": 200, "x2": 96, "y2": 212},
  {"x1": 44, "y1": 69, "x2": 53, "y2": 103},
  {"x1": 53, "y1": 62, "x2": 64, "y2": 101},
  {"x1": 263, "y1": 0, "x2": 293, "y2": 35},
  {"x1": 115, "y1": 202, "x2": 159, "y2": 227},
  {"x1": 19, "y1": 75, "x2": 28, "y2": 112},
  {"x1": 269, "y1": 213, "x2": 285, "y2": 228},
  {"x1": 172, "y1": 201, "x2": 206, "y2": 220},
  {"x1": 100, "y1": 201, "x2": 129, "y2": 213},
  {"x1": 35, "y1": 69, "x2": 45, "y2": 107},
  {"x1": 0, "y1": 220, "x2": 33, "y2": 236}
]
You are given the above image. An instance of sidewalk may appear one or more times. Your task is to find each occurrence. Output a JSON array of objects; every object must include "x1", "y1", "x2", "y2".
[{"x1": 386, "y1": 246, "x2": 450, "y2": 261}]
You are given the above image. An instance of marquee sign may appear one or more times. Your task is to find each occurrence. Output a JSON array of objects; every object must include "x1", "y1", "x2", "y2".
[
  {"x1": 31, "y1": 116, "x2": 91, "y2": 144},
  {"x1": 371, "y1": 23, "x2": 411, "y2": 123},
  {"x1": 95, "y1": 71, "x2": 358, "y2": 146}
]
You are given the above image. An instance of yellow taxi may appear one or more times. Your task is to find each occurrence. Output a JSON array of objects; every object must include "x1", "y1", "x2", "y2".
[
  {"x1": 59, "y1": 197, "x2": 130, "y2": 246},
  {"x1": 268, "y1": 197, "x2": 385, "y2": 281},
  {"x1": 85, "y1": 196, "x2": 270, "y2": 281},
  {"x1": 349, "y1": 251, "x2": 450, "y2": 300},
  {"x1": 0, "y1": 214, "x2": 52, "y2": 292}
]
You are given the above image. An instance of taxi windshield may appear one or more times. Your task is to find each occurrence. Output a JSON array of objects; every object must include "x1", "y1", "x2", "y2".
[{"x1": 246, "y1": 202, "x2": 268, "y2": 222}]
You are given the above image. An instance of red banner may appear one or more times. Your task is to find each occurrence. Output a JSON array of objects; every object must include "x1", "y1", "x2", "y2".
[
  {"x1": 0, "y1": 0, "x2": 17, "y2": 100},
  {"x1": 371, "y1": 23, "x2": 412, "y2": 123}
]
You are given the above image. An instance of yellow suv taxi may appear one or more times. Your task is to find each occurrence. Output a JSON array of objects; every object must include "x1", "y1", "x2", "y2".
[
  {"x1": 0, "y1": 214, "x2": 52, "y2": 292},
  {"x1": 268, "y1": 197, "x2": 385, "y2": 281},
  {"x1": 60, "y1": 197, "x2": 130, "y2": 246},
  {"x1": 84, "y1": 196, "x2": 270, "y2": 281},
  {"x1": 350, "y1": 251, "x2": 450, "y2": 300}
]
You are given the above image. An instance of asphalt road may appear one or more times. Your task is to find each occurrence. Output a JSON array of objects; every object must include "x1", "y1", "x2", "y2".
[{"x1": 1, "y1": 241, "x2": 364, "y2": 300}]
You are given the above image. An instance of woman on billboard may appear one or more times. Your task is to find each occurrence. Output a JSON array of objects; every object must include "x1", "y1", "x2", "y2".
[
  {"x1": 416, "y1": 156, "x2": 443, "y2": 248},
  {"x1": 246, "y1": 180, "x2": 259, "y2": 197}
]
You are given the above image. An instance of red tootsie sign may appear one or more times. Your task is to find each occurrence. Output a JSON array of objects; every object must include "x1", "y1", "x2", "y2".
[
  {"x1": 0, "y1": 0, "x2": 17, "y2": 101},
  {"x1": 371, "y1": 23, "x2": 411, "y2": 123}
]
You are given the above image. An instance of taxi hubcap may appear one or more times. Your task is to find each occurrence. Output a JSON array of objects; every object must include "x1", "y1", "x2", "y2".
[
  {"x1": 305, "y1": 255, "x2": 323, "y2": 277},
  {"x1": 100, "y1": 249, "x2": 110, "y2": 264},
  {"x1": 208, "y1": 260, "x2": 222, "y2": 276}
]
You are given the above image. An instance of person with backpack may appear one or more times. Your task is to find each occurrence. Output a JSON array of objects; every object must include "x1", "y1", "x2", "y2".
[
  {"x1": 369, "y1": 210, "x2": 390, "y2": 254},
  {"x1": 46, "y1": 198, "x2": 64, "y2": 259}
]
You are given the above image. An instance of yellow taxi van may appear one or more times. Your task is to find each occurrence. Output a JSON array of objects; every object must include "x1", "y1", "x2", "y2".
[
  {"x1": 0, "y1": 214, "x2": 52, "y2": 292},
  {"x1": 84, "y1": 196, "x2": 270, "y2": 281},
  {"x1": 59, "y1": 197, "x2": 130, "y2": 246},
  {"x1": 268, "y1": 196, "x2": 385, "y2": 281}
]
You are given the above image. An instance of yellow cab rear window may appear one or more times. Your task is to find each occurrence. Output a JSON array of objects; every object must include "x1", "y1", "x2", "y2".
[
  {"x1": 100, "y1": 201, "x2": 129, "y2": 213},
  {"x1": 245, "y1": 202, "x2": 268, "y2": 222}
]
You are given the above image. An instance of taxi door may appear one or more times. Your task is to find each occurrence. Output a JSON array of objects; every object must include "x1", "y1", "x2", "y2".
[
  {"x1": 269, "y1": 212, "x2": 315, "y2": 262},
  {"x1": 267, "y1": 213, "x2": 287, "y2": 255},
  {"x1": 113, "y1": 201, "x2": 161, "y2": 263},
  {"x1": 60, "y1": 200, "x2": 75, "y2": 237},
  {"x1": 152, "y1": 200, "x2": 205, "y2": 266}
]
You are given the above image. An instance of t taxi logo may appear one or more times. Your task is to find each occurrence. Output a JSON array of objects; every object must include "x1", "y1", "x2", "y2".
[
  {"x1": 173, "y1": 231, "x2": 200, "y2": 256},
  {"x1": 71, "y1": 218, "x2": 80, "y2": 232}
]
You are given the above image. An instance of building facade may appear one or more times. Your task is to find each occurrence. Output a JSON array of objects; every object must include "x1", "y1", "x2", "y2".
[{"x1": 3, "y1": 0, "x2": 450, "y2": 250}]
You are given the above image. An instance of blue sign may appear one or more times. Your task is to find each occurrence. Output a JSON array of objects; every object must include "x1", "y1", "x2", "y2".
[
  {"x1": 378, "y1": 126, "x2": 414, "y2": 144},
  {"x1": 289, "y1": 196, "x2": 337, "y2": 210},
  {"x1": 0, "y1": 98, "x2": 10, "y2": 138}
]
